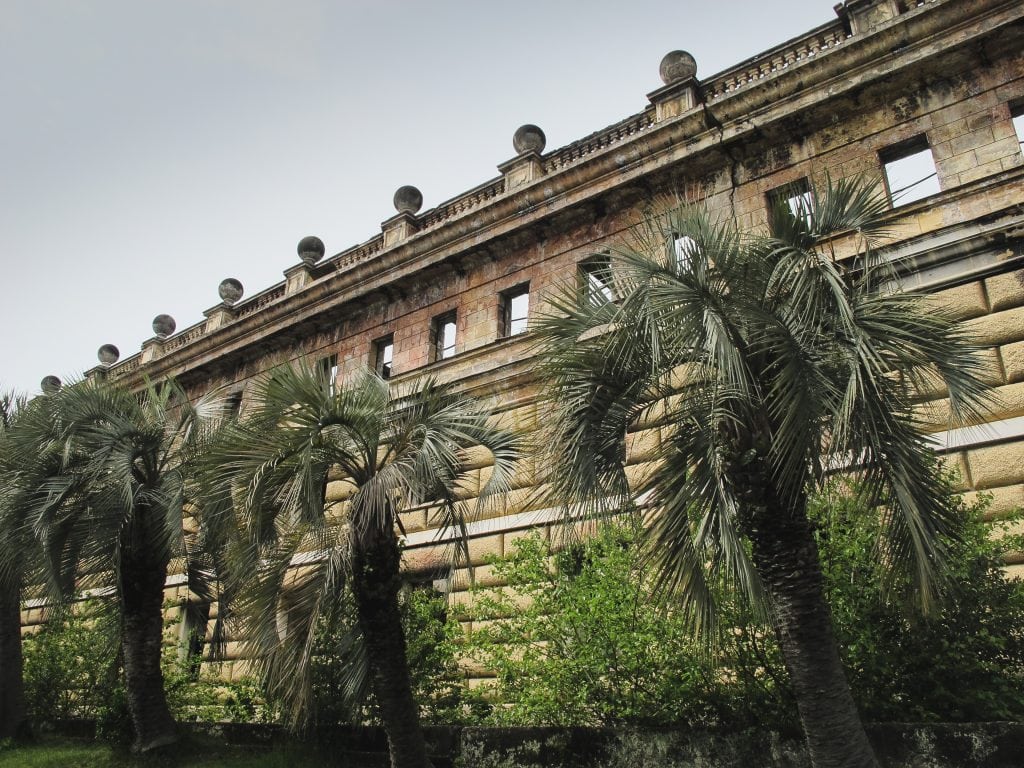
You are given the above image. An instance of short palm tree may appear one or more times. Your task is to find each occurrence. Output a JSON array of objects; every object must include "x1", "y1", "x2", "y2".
[
  {"x1": 206, "y1": 364, "x2": 520, "y2": 768},
  {"x1": 534, "y1": 177, "x2": 991, "y2": 768},
  {"x1": 14, "y1": 379, "x2": 222, "y2": 751}
]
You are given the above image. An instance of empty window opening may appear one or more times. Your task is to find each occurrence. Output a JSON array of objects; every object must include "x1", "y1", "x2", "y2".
[
  {"x1": 1012, "y1": 104, "x2": 1024, "y2": 153},
  {"x1": 500, "y1": 284, "x2": 530, "y2": 337},
  {"x1": 224, "y1": 391, "x2": 243, "y2": 418},
  {"x1": 766, "y1": 178, "x2": 813, "y2": 232},
  {"x1": 317, "y1": 354, "x2": 338, "y2": 395},
  {"x1": 432, "y1": 312, "x2": 457, "y2": 361},
  {"x1": 373, "y1": 336, "x2": 394, "y2": 380},
  {"x1": 881, "y1": 137, "x2": 940, "y2": 206},
  {"x1": 672, "y1": 234, "x2": 696, "y2": 271},
  {"x1": 579, "y1": 255, "x2": 616, "y2": 303}
]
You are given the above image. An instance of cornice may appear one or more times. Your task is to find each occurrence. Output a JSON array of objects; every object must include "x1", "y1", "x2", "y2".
[{"x1": 108, "y1": 0, "x2": 1024, "y2": 389}]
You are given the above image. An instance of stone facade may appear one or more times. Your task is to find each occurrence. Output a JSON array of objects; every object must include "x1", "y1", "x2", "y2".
[{"x1": 32, "y1": 0, "x2": 1024, "y2": 680}]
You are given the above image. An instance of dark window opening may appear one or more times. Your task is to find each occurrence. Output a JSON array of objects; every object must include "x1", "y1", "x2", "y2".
[{"x1": 224, "y1": 391, "x2": 243, "y2": 418}]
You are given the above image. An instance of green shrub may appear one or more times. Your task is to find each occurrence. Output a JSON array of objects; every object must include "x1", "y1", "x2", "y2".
[
  {"x1": 464, "y1": 482, "x2": 1024, "y2": 729},
  {"x1": 22, "y1": 598, "x2": 121, "y2": 723},
  {"x1": 22, "y1": 594, "x2": 274, "y2": 740},
  {"x1": 464, "y1": 521, "x2": 786, "y2": 728},
  {"x1": 813, "y1": 481, "x2": 1024, "y2": 722},
  {"x1": 309, "y1": 584, "x2": 473, "y2": 726}
]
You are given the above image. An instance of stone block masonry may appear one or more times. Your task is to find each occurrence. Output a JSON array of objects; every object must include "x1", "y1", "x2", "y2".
[{"x1": 62, "y1": 0, "x2": 1024, "y2": 681}]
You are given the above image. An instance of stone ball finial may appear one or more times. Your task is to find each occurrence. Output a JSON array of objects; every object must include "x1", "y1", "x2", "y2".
[
  {"x1": 297, "y1": 236, "x2": 325, "y2": 266},
  {"x1": 513, "y1": 124, "x2": 546, "y2": 155},
  {"x1": 41, "y1": 375, "x2": 62, "y2": 394},
  {"x1": 218, "y1": 278, "x2": 244, "y2": 305},
  {"x1": 659, "y1": 50, "x2": 698, "y2": 85},
  {"x1": 97, "y1": 344, "x2": 120, "y2": 366},
  {"x1": 152, "y1": 314, "x2": 176, "y2": 339},
  {"x1": 393, "y1": 185, "x2": 423, "y2": 215}
]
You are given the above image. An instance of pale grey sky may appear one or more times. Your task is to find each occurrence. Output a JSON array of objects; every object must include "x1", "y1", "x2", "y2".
[{"x1": 0, "y1": 0, "x2": 834, "y2": 394}]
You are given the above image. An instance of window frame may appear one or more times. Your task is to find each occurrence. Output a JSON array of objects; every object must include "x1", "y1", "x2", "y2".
[
  {"x1": 671, "y1": 234, "x2": 697, "y2": 272},
  {"x1": 500, "y1": 283, "x2": 530, "y2": 338},
  {"x1": 317, "y1": 354, "x2": 338, "y2": 395},
  {"x1": 766, "y1": 177, "x2": 813, "y2": 233},
  {"x1": 431, "y1": 311, "x2": 458, "y2": 362},
  {"x1": 373, "y1": 335, "x2": 394, "y2": 380},
  {"x1": 578, "y1": 254, "x2": 617, "y2": 304},
  {"x1": 880, "y1": 135, "x2": 940, "y2": 207},
  {"x1": 1011, "y1": 102, "x2": 1024, "y2": 155}
]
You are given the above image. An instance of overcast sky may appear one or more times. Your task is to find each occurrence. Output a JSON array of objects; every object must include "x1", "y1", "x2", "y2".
[{"x1": 0, "y1": 0, "x2": 834, "y2": 395}]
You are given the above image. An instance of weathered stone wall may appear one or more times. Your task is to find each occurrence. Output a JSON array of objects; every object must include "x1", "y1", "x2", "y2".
[{"x1": 24, "y1": 0, "x2": 1024, "y2": 684}]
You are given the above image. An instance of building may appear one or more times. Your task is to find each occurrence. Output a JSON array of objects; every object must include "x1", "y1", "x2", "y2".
[{"x1": 56, "y1": 0, "x2": 1024, "y2": 679}]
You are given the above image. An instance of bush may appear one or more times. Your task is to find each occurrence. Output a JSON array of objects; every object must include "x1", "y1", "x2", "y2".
[
  {"x1": 813, "y1": 481, "x2": 1024, "y2": 721},
  {"x1": 464, "y1": 521, "x2": 787, "y2": 729},
  {"x1": 309, "y1": 584, "x2": 473, "y2": 727},
  {"x1": 22, "y1": 598, "x2": 120, "y2": 723},
  {"x1": 21, "y1": 594, "x2": 273, "y2": 740},
  {"x1": 464, "y1": 481, "x2": 1024, "y2": 729}
]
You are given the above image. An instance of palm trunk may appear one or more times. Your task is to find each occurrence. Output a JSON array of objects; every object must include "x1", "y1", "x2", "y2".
[
  {"x1": 120, "y1": 551, "x2": 177, "y2": 752},
  {"x1": 0, "y1": 581, "x2": 27, "y2": 739},
  {"x1": 350, "y1": 523, "x2": 432, "y2": 768},
  {"x1": 744, "y1": 480, "x2": 879, "y2": 768}
]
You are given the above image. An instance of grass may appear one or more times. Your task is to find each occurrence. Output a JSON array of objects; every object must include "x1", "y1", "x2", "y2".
[{"x1": 0, "y1": 736, "x2": 337, "y2": 768}]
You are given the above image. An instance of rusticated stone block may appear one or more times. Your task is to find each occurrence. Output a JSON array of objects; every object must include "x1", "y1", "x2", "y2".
[
  {"x1": 930, "y1": 281, "x2": 989, "y2": 321},
  {"x1": 504, "y1": 525, "x2": 549, "y2": 552},
  {"x1": 964, "y1": 306, "x2": 1024, "y2": 348},
  {"x1": 450, "y1": 563, "x2": 504, "y2": 590},
  {"x1": 938, "y1": 452, "x2": 971, "y2": 491},
  {"x1": 1000, "y1": 341, "x2": 1024, "y2": 383},
  {"x1": 966, "y1": 442, "x2": 1024, "y2": 490},
  {"x1": 402, "y1": 546, "x2": 447, "y2": 574},
  {"x1": 397, "y1": 507, "x2": 428, "y2": 534},
  {"x1": 325, "y1": 479, "x2": 358, "y2": 502},
  {"x1": 467, "y1": 533, "x2": 504, "y2": 566},
  {"x1": 985, "y1": 270, "x2": 1024, "y2": 312},
  {"x1": 626, "y1": 427, "x2": 660, "y2": 464},
  {"x1": 963, "y1": 483, "x2": 1024, "y2": 519}
]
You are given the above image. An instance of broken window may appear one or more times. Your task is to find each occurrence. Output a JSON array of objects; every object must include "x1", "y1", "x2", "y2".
[{"x1": 881, "y1": 136, "x2": 940, "y2": 206}]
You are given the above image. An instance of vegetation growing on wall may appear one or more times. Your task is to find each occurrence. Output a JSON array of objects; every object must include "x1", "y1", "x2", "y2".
[{"x1": 465, "y1": 481, "x2": 1024, "y2": 730}]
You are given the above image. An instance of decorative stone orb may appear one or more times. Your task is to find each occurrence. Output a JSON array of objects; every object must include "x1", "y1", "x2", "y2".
[
  {"x1": 218, "y1": 278, "x2": 244, "y2": 305},
  {"x1": 97, "y1": 344, "x2": 120, "y2": 366},
  {"x1": 393, "y1": 185, "x2": 423, "y2": 215},
  {"x1": 513, "y1": 124, "x2": 546, "y2": 155},
  {"x1": 659, "y1": 50, "x2": 698, "y2": 85},
  {"x1": 152, "y1": 314, "x2": 176, "y2": 339},
  {"x1": 297, "y1": 236, "x2": 325, "y2": 266},
  {"x1": 41, "y1": 375, "x2": 62, "y2": 394}
]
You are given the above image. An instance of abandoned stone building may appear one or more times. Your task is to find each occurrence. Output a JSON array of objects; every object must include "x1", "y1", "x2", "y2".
[{"x1": 32, "y1": 0, "x2": 1024, "y2": 680}]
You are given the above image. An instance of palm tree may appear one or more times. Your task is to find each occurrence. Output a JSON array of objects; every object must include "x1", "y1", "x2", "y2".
[
  {"x1": 205, "y1": 364, "x2": 520, "y2": 768},
  {"x1": 0, "y1": 393, "x2": 30, "y2": 739},
  {"x1": 533, "y1": 176, "x2": 992, "y2": 768},
  {"x1": 14, "y1": 378, "x2": 222, "y2": 751}
]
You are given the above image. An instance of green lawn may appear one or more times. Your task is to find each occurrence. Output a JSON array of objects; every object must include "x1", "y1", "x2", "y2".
[{"x1": 0, "y1": 737, "x2": 336, "y2": 768}]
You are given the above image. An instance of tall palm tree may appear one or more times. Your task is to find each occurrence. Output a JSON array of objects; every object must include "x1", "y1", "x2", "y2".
[
  {"x1": 0, "y1": 393, "x2": 30, "y2": 739},
  {"x1": 534, "y1": 177, "x2": 992, "y2": 768},
  {"x1": 206, "y1": 364, "x2": 520, "y2": 768},
  {"x1": 14, "y1": 378, "x2": 222, "y2": 751}
]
